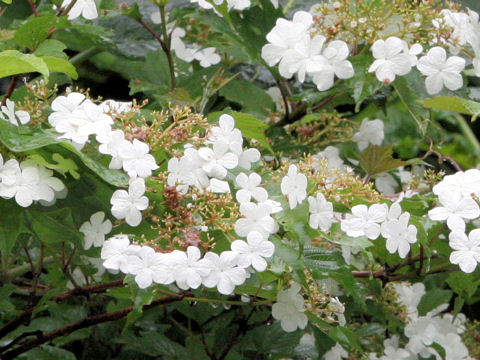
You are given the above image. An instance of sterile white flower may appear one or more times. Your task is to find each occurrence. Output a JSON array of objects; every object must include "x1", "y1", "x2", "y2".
[
  {"x1": 312, "y1": 40, "x2": 354, "y2": 91},
  {"x1": 313, "y1": 146, "x2": 345, "y2": 171},
  {"x1": 126, "y1": 246, "x2": 173, "y2": 288},
  {"x1": 272, "y1": 282, "x2": 308, "y2": 332},
  {"x1": 60, "y1": 0, "x2": 98, "y2": 20},
  {"x1": 209, "y1": 114, "x2": 243, "y2": 153},
  {"x1": 202, "y1": 251, "x2": 247, "y2": 295},
  {"x1": 379, "y1": 336, "x2": 413, "y2": 360},
  {"x1": 352, "y1": 118, "x2": 384, "y2": 151},
  {"x1": 393, "y1": 282, "x2": 425, "y2": 321},
  {"x1": 235, "y1": 202, "x2": 276, "y2": 237},
  {"x1": 118, "y1": 139, "x2": 159, "y2": 178},
  {"x1": 308, "y1": 193, "x2": 334, "y2": 231},
  {"x1": 449, "y1": 229, "x2": 480, "y2": 273},
  {"x1": 433, "y1": 169, "x2": 480, "y2": 198},
  {"x1": 170, "y1": 247, "x2": 211, "y2": 290},
  {"x1": 79, "y1": 211, "x2": 113, "y2": 250},
  {"x1": 110, "y1": 178, "x2": 149, "y2": 227},
  {"x1": 261, "y1": 11, "x2": 313, "y2": 74},
  {"x1": 281, "y1": 164, "x2": 307, "y2": 209},
  {"x1": 287, "y1": 34, "x2": 327, "y2": 83},
  {"x1": 99, "y1": 130, "x2": 130, "y2": 170},
  {"x1": 207, "y1": 178, "x2": 231, "y2": 193},
  {"x1": 0, "y1": 99, "x2": 30, "y2": 126},
  {"x1": 231, "y1": 231, "x2": 275, "y2": 271},
  {"x1": 235, "y1": 172, "x2": 268, "y2": 203},
  {"x1": 194, "y1": 47, "x2": 221, "y2": 68},
  {"x1": 417, "y1": 47, "x2": 465, "y2": 95},
  {"x1": 341, "y1": 204, "x2": 387, "y2": 239},
  {"x1": 49, "y1": 92, "x2": 86, "y2": 126},
  {"x1": 368, "y1": 37, "x2": 413, "y2": 84},
  {"x1": 323, "y1": 343, "x2": 348, "y2": 360},
  {"x1": 199, "y1": 140, "x2": 238, "y2": 179},
  {"x1": 428, "y1": 192, "x2": 479, "y2": 232},
  {"x1": 381, "y1": 212, "x2": 418, "y2": 258},
  {"x1": 101, "y1": 234, "x2": 139, "y2": 272},
  {"x1": 0, "y1": 154, "x2": 20, "y2": 186}
]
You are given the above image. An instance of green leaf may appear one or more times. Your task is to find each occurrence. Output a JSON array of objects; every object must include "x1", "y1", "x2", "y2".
[
  {"x1": 14, "y1": 14, "x2": 59, "y2": 50},
  {"x1": 40, "y1": 56, "x2": 78, "y2": 79},
  {"x1": 420, "y1": 96, "x2": 480, "y2": 121},
  {"x1": 33, "y1": 39, "x2": 68, "y2": 59},
  {"x1": 19, "y1": 345, "x2": 76, "y2": 360},
  {"x1": 0, "y1": 50, "x2": 49, "y2": 80},
  {"x1": 417, "y1": 288, "x2": 452, "y2": 316},
  {"x1": 25, "y1": 208, "x2": 81, "y2": 246},
  {"x1": 327, "y1": 326, "x2": 362, "y2": 352},
  {"x1": 27, "y1": 153, "x2": 80, "y2": 179},
  {"x1": 124, "y1": 287, "x2": 155, "y2": 330},
  {"x1": 118, "y1": 331, "x2": 189, "y2": 358},
  {"x1": 0, "y1": 200, "x2": 25, "y2": 257},
  {"x1": 359, "y1": 145, "x2": 406, "y2": 177},
  {"x1": 219, "y1": 79, "x2": 275, "y2": 118},
  {"x1": 0, "y1": 121, "x2": 60, "y2": 152}
]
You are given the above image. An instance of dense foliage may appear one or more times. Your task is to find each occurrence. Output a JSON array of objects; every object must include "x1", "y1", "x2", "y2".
[{"x1": 1, "y1": 0, "x2": 480, "y2": 359}]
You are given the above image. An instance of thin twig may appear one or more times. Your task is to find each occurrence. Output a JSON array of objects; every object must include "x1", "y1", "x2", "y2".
[
  {"x1": 53, "y1": 279, "x2": 125, "y2": 301},
  {"x1": 27, "y1": 0, "x2": 39, "y2": 17},
  {"x1": 2, "y1": 77, "x2": 17, "y2": 106},
  {"x1": 423, "y1": 137, "x2": 462, "y2": 172},
  {"x1": 1, "y1": 293, "x2": 186, "y2": 359}
]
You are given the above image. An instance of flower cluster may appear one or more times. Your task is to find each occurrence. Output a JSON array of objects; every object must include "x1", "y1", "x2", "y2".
[
  {"x1": 370, "y1": 282, "x2": 472, "y2": 360},
  {"x1": 0, "y1": 154, "x2": 66, "y2": 208},
  {"x1": 341, "y1": 202, "x2": 418, "y2": 258},
  {"x1": 261, "y1": 11, "x2": 354, "y2": 91},
  {"x1": 429, "y1": 169, "x2": 480, "y2": 273}
]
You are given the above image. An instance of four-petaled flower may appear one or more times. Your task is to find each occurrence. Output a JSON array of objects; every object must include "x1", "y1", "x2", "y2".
[
  {"x1": 272, "y1": 282, "x2": 308, "y2": 332},
  {"x1": 449, "y1": 230, "x2": 480, "y2": 273},
  {"x1": 281, "y1": 164, "x2": 307, "y2": 209},
  {"x1": 110, "y1": 178, "x2": 149, "y2": 227},
  {"x1": 79, "y1": 211, "x2": 113, "y2": 250}
]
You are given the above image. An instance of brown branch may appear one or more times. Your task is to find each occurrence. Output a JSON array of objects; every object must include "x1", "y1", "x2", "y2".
[
  {"x1": 2, "y1": 77, "x2": 17, "y2": 106},
  {"x1": 53, "y1": 279, "x2": 125, "y2": 301},
  {"x1": 137, "y1": 18, "x2": 167, "y2": 52},
  {"x1": 0, "y1": 293, "x2": 186, "y2": 359},
  {"x1": 27, "y1": 0, "x2": 39, "y2": 17},
  {"x1": 0, "y1": 309, "x2": 35, "y2": 340},
  {"x1": 423, "y1": 138, "x2": 462, "y2": 172}
]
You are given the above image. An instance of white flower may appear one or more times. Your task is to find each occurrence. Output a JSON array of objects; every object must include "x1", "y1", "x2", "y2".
[
  {"x1": 99, "y1": 130, "x2": 129, "y2": 170},
  {"x1": 393, "y1": 282, "x2": 425, "y2": 321},
  {"x1": 379, "y1": 336, "x2": 413, "y2": 360},
  {"x1": 170, "y1": 247, "x2": 211, "y2": 290},
  {"x1": 272, "y1": 282, "x2": 308, "y2": 332},
  {"x1": 449, "y1": 229, "x2": 480, "y2": 273},
  {"x1": 49, "y1": 92, "x2": 86, "y2": 126},
  {"x1": 259, "y1": 199, "x2": 283, "y2": 214},
  {"x1": 261, "y1": 11, "x2": 313, "y2": 73},
  {"x1": 281, "y1": 164, "x2": 307, "y2": 209},
  {"x1": 202, "y1": 251, "x2": 247, "y2": 295},
  {"x1": 323, "y1": 343, "x2": 348, "y2": 360},
  {"x1": 207, "y1": 178, "x2": 230, "y2": 193},
  {"x1": 194, "y1": 47, "x2": 221, "y2": 68},
  {"x1": 118, "y1": 139, "x2": 159, "y2": 178},
  {"x1": 199, "y1": 140, "x2": 238, "y2": 179},
  {"x1": 308, "y1": 193, "x2": 334, "y2": 231},
  {"x1": 100, "y1": 100, "x2": 132, "y2": 115},
  {"x1": 60, "y1": 0, "x2": 98, "y2": 20},
  {"x1": 236, "y1": 148, "x2": 261, "y2": 170},
  {"x1": 110, "y1": 178, "x2": 149, "y2": 227},
  {"x1": 209, "y1": 114, "x2": 243, "y2": 153},
  {"x1": 312, "y1": 40, "x2": 354, "y2": 91},
  {"x1": 0, "y1": 99, "x2": 30, "y2": 126},
  {"x1": 417, "y1": 47, "x2": 465, "y2": 95},
  {"x1": 0, "y1": 154, "x2": 20, "y2": 186},
  {"x1": 313, "y1": 146, "x2": 345, "y2": 171},
  {"x1": 235, "y1": 202, "x2": 276, "y2": 237},
  {"x1": 433, "y1": 169, "x2": 480, "y2": 198},
  {"x1": 428, "y1": 192, "x2": 479, "y2": 232},
  {"x1": 235, "y1": 172, "x2": 268, "y2": 203},
  {"x1": 381, "y1": 212, "x2": 418, "y2": 258},
  {"x1": 126, "y1": 246, "x2": 174, "y2": 288},
  {"x1": 375, "y1": 172, "x2": 398, "y2": 194},
  {"x1": 368, "y1": 37, "x2": 413, "y2": 84},
  {"x1": 341, "y1": 204, "x2": 387, "y2": 239},
  {"x1": 352, "y1": 118, "x2": 384, "y2": 151},
  {"x1": 287, "y1": 34, "x2": 327, "y2": 83},
  {"x1": 101, "y1": 234, "x2": 140, "y2": 272},
  {"x1": 231, "y1": 231, "x2": 275, "y2": 271},
  {"x1": 226, "y1": 0, "x2": 250, "y2": 11},
  {"x1": 79, "y1": 211, "x2": 112, "y2": 250}
]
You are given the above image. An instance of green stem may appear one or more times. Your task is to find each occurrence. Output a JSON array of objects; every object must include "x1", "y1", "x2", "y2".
[
  {"x1": 0, "y1": 256, "x2": 54, "y2": 284},
  {"x1": 283, "y1": 0, "x2": 296, "y2": 14},
  {"x1": 183, "y1": 297, "x2": 273, "y2": 307},
  {"x1": 455, "y1": 114, "x2": 480, "y2": 153},
  {"x1": 393, "y1": 84, "x2": 422, "y2": 130},
  {"x1": 159, "y1": 5, "x2": 176, "y2": 90},
  {"x1": 70, "y1": 47, "x2": 102, "y2": 66}
]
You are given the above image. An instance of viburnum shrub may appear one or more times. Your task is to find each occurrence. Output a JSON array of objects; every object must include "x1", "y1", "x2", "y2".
[{"x1": 2, "y1": 0, "x2": 480, "y2": 358}]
